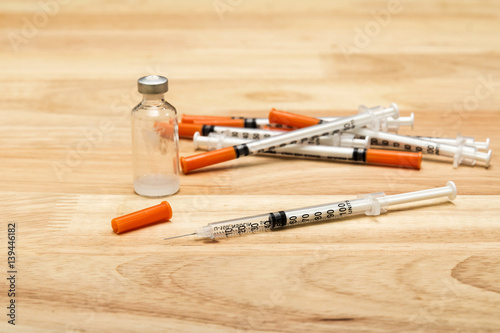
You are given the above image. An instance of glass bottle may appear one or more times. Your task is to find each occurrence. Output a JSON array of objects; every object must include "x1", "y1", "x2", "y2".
[{"x1": 131, "y1": 75, "x2": 180, "y2": 197}]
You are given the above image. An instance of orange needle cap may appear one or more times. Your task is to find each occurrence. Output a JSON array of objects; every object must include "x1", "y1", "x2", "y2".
[
  {"x1": 178, "y1": 123, "x2": 204, "y2": 138},
  {"x1": 366, "y1": 150, "x2": 422, "y2": 170},
  {"x1": 268, "y1": 109, "x2": 320, "y2": 128},
  {"x1": 182, "y1": 115, "x2": 231, "y2": 123},
  {"x1": 111, "y1": 201, "x2": 173, "y2": 234},
  {"x1": 192, "y1": 118, "x2": 245, "y2": 127},
  {"x1": 180, "y1": 147, "x2": 237, "y2": 174}
]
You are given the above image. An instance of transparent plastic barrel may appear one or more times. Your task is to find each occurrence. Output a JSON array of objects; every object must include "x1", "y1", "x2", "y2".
[{"x1": 196, "y1": 197, "x2": 376, "y2": 239}]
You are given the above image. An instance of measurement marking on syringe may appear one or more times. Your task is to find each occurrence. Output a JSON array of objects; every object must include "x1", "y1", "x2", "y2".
[
  {"x1": 286, "y1": 201, "x2": 353, "y2": 226},
  {"x1": 370, "y1": 138, "x2": 441, "y2": 155}
]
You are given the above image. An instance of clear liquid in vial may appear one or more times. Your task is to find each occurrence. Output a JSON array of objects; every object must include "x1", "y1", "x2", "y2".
[{"x1": 133, "y1": 174, "x2": 179, "y2": 197}]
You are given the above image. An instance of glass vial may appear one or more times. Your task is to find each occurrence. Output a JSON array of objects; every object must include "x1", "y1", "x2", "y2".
[{"x1": 131, "y1": 75, "x2": 180, "y2": 197}]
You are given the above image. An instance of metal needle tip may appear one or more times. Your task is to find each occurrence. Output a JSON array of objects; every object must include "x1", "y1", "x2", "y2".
[{"x1": 164, "y1": 233, "x2": 196, "y2": 240}]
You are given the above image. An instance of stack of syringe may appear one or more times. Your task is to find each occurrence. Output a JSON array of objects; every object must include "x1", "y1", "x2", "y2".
[{"x1": 174, "y1": 103, "x2": 491, "y2": 173}]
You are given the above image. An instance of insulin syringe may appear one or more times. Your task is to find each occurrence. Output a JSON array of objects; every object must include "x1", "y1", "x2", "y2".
[
  {"x1": 179, "y1": 123, "x2": 368, "y2": 147},
  {"x1": 165, "y1": 182, "x2": 457, "y2": 240},
  {"x1": 182, "y1": 111, "x2": 413, "y2": 132},
  {"x1": 354, "y1": 128, "x2": 492, "y2": 168},
  {"x1": 180, "y1": 104, "x2": 399, "y2": 173},
  {"x1": 193, "y1": 132, "x2": 422, "y2": 169}
]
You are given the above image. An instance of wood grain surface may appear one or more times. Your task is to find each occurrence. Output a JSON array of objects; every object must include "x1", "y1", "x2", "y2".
[{"x1": 1, "y1": 0, "x2": 500, "y2": 332}]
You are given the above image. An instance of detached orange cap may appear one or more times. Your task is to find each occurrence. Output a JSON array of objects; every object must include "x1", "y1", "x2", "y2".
[
  {"x1": 178, "y1": 123, "x2": 203, "y2": 138},
  {"x1": 269, "y1": 109, "x2": 320, "y2": 128},
  {"x1": 111, "y1": 201, "x2": 172, "y2": 234},
  {"x1": 366, "y1": 150, "x2": 422, "y2": 170}
]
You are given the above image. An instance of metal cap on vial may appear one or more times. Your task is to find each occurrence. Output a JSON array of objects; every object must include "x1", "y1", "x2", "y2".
[{"x1": 137, "y1": 75, "x2": 168, "y2": 94}]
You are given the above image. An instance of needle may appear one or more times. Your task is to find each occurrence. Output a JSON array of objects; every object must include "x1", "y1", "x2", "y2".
[{"x1": 164, "y1": 233, "x2": 196, "y2": 240}]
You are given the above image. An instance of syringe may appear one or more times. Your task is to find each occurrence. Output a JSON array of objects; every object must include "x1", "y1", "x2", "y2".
[
  {"x1": 180, "y1": 104, "x2": 399, "y2": 173},
  {"x1": 179, "y1": 123, "x2": 369, "y2": 147},
  {"x1": 165, "y1": 182, "x2": 457, "y2": 240},
  {"x1": 193, "y1": 132, "x2": 422, "y2": 169},
  {"x1": 354, "y1": 128, "x2": 492, "y2": 168},
  {"x1": 269, "y1": 106, "x2": 412, "y2": 132},
  {"x1": 182, "y1": 110, "x2": 413, "y2": 132}
]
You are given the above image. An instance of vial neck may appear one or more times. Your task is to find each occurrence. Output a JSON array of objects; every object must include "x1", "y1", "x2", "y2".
[{"x1": 142, "y1": 94, "x2": 165, "y2": 106}]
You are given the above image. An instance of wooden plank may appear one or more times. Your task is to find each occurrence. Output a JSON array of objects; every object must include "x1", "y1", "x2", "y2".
[{"x1": 0, "y1": 0, "x2": 499, "y2": 331}]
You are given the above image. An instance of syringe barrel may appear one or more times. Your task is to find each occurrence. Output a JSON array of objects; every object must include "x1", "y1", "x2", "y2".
[
  {"x1": 321, "y1": 115, "x2": 413, "y2": 132},
  {"x1": 209, "y1": 126, "x2": 283, "y2": 140},
  {"x1": 357, "y1": 129, "x2": 445, "y2": 154},
  {"x1": 202, "y1": 198, "x2": 375, "y2": 239}
]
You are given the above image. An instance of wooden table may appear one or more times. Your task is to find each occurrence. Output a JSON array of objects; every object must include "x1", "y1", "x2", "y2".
[{"x1": 1, "y1": 1, "x2": 499, "y2": 331}]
